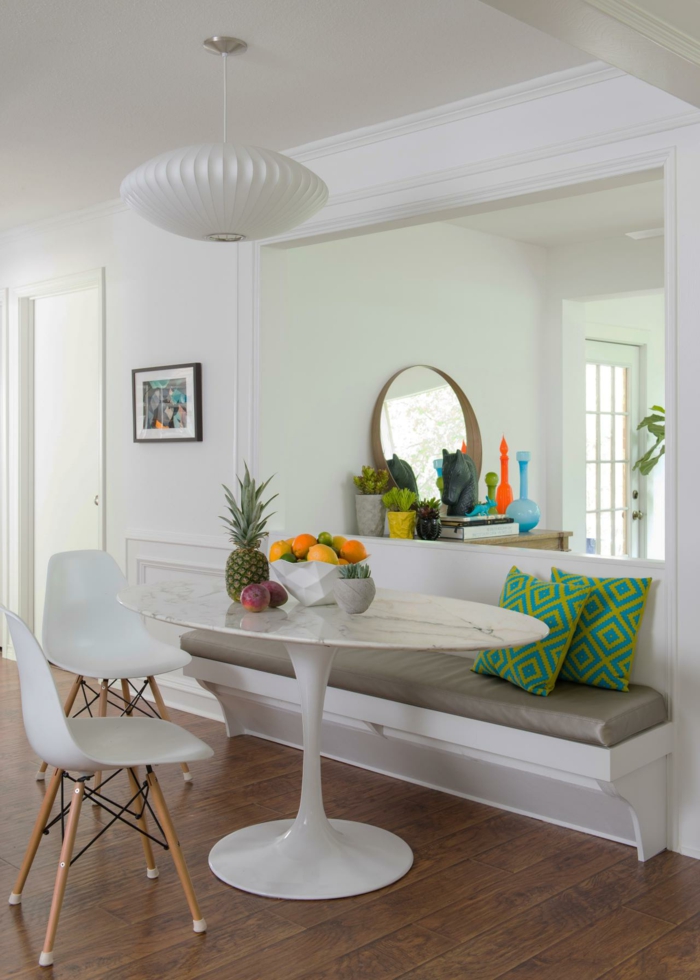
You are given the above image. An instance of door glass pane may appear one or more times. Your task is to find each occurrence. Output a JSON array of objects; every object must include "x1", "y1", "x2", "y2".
[
  {"x1": 614, "y1": 511, "x2": 626, "y2": 557},
  {"x1": 614, "y1": 366, "x2": 627, "y2": 412},
  {"x1": 586, "y1": 463, "x2": 597, "y2": 510},
  {"x1": 614, "y1": 462, "x2": 626, "y2": 509},
  {"x1": 586, "y1": 364, "x2": 597, "y2": 412},
  {"x1": 600, "y1": 463, "x2": 611, "y2": 509},
  {"x1": 600, "y1": 414, "x2": 612, "y2": 461},
  {"x1": 586, "y1": 513, "x2": 597, "y2": 555},
  {"x1": 614, "y1": 415, "x2": 626, "y2": 461},
  {"x1": 600, "y1": 511, "x2": 612, "y2": 556},
  {"x1": 586, "y1": 415, "x2": 597, "y2": 461},
  {"x1": 599, "y1": 365, "x2": 612, "y2": 412}
]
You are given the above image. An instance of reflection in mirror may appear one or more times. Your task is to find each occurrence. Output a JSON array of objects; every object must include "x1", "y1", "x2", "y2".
[{"x1": 379, "y1": 368, "x2": 466, "y2": 500}]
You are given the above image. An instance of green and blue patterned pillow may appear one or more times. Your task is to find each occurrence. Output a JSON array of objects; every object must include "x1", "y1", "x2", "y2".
[
  {"x1": 552, "y1": 568, "x2": 652, "y2": 691},
  {"x1": 472, "y1": 567, "x2": 590, "y2": 697}
]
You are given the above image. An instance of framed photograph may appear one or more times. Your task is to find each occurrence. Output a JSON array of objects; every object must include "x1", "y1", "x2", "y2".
[{"x1": 132, "y1": 363, "x2": 202, "y2": 442}]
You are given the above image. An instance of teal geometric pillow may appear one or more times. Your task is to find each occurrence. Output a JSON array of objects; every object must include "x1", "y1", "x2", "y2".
[
  {"x1": 552, "y1": 568, "x2": 652, "y2": 691},
  {"x1": 472, "y1": 567, "x2": 590, "y2": 697}
]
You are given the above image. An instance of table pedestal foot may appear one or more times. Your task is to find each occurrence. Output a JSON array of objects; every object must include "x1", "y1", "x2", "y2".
[{"x1": 208, "y1": 818, "x2": 413, "y2": 900}]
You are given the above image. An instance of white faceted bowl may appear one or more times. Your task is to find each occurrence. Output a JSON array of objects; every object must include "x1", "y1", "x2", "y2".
[{"x1": 270, "y1": 559, "x2": 341, "y2": 607}]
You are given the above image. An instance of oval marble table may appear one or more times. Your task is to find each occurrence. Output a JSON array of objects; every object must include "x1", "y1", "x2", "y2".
[{"x1": 117, "y1": 581, "x2": 548, "y2": 901}]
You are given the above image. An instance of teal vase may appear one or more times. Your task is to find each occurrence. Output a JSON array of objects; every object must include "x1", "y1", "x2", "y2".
[{"x1": 506, "y1": 452, "x2": 540, "y2": 533}]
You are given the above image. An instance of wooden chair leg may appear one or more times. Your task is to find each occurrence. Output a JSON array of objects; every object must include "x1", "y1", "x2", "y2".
[
  {"x1": 126, "y1": 768, "x2": 158, "y2": 879},
  {"x1": 145, "y1": 768, "x2": 206, "y2": 933},
  {"x1": 120, "y1": 678, "x2": 133, "y2": 716},
  {"x1": 39, "y1": 779, "x2": 85, "y2": 967},
  {"x1": 10, "y1": 768, "x2": 63, "y2": 905},
  {"x1": 36, "y1": 676, "x2": 82, "y2": 780},
  {"x1": 148, "y1": 677, "x2": 192, "y2": 782},
  {"x1": 92, "y1": 679, "x2": 109, "y2": 802}
]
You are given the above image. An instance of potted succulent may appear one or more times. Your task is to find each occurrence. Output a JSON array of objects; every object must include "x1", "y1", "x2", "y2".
[
  {"x1": 416, "y1": 498, "x2": 442, "y2": 540},
  {"x1": 382, "y1": 487, "x2": 417, "y2": 539},
  {"x1": 333, "y1": 563, "x2": 376, "y2": 614},
  {"x1": 221, "y1": 466, "x2": 277, "y2": 601},
  {"x1": 353, "y1": 465, "x2": 389, "y2": 537}
]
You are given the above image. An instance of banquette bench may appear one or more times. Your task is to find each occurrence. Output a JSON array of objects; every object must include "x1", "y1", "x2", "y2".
[{"x1": 180, "y1": 622, "x2": 673, "y2": 861}]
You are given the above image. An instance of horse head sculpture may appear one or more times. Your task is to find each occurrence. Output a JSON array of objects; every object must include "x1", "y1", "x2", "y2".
[{"x1": 441, "y1": 449, "x2": 478, "y2": 516}]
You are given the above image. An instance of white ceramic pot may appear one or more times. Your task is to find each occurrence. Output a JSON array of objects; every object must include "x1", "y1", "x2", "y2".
[
  {"x1": 333, "y1": 578, "x2": 377, "y2": 615},
  {"x1": 355, "y1": 495, "x2": 386, "y2": 537}
]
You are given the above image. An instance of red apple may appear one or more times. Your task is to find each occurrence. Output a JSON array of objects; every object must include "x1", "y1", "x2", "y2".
[
  {"x1": 261, "y1": 580, "x2": 288, "y2": 607},
  {"x1": 240, "y1": 583, "x2": 270, "y2": 612}
]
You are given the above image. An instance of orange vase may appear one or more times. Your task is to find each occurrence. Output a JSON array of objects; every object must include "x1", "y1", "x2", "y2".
[{"x1": 495, "y1": 436, "x2": 514, "y2": 515}]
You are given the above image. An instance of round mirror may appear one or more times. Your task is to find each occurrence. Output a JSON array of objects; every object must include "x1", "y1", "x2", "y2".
[{"x1": 371, "y1": 366, "x2": 482, "y2": 500}]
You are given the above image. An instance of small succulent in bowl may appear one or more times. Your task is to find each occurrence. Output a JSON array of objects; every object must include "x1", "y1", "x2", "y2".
[
  {"x1": 338, "y1": 563, "x2": 372, "y2": 579},
  {"x1": 416, "y1": 497, "x2": 442, "y2": 540},
  {"x1": 334, "y1": 563, "x2": 376, "y2": 613}
]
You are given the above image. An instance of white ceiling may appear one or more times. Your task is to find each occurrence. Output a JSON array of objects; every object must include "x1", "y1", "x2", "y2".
[
  {"x1": 448, "y1": 178, "x2": 665, "y2": 247},
  {"x1": 0, "y1": 0, "x2": 593, "y2": 233}
]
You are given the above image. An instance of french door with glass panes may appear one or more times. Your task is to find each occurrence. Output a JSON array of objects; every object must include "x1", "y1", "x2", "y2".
[{"x1": 585, "y1": 341, "x2": 642, "y2": 558}]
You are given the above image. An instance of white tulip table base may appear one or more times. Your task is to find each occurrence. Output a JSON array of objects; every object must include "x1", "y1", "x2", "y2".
[
  {"x1": 208, "y1": 817, "x2": 414, "y2": 900},
  {"x1": 208, "y1": 642, "x2": 414, "y2": 899}
]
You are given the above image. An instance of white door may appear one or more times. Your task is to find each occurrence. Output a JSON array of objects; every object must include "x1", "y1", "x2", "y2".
[
  {"x1": 32, "y1": 286, "x2": 102, "y2": 628},
  {"x1": 585, "y1": 340, "x2": 643, "y2": 558}
]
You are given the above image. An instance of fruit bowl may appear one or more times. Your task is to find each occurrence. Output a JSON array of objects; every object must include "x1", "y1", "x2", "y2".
[{"x1": 270, "y1": 559, "x2": 342, "y2": 607}]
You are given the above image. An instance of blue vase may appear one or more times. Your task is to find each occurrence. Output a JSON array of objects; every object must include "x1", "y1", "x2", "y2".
[{"x1": 506, "y1": 452, "x2": 540, "y2": 533}]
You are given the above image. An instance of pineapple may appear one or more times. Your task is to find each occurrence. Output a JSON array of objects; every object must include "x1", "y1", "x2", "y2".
[{"x1": 222, "y1": 466, "x2": 277, "y2": 601}]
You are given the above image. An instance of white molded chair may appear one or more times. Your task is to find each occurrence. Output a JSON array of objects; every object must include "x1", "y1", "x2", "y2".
[
  {"x1": 39, "y1": 550, "x2": 193, "y2": 785},
  {"x1": 3, "y1": 606, "x2": 213, "y2": 968}
]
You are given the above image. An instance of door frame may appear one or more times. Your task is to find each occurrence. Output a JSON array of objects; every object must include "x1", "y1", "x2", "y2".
[
  {"x1": 1, "y1": 268, "x2": 105, "y2": 633},
  {"x1": 585, "y1": 339, "x2": 644, "y2": 558}
]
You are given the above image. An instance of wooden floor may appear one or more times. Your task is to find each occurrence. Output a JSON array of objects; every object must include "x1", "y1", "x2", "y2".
[{"x1": 2, "y1": 657, "x2": 699, "y2": 979}]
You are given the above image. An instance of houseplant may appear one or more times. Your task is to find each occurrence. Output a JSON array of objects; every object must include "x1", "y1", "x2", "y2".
[
  {"x1": 333, "y1": 562, "x2": 376, "y2": 614},
  {"x1": 416, "y1": 498, "x2": 442, "y2": 540},
  {"x1": 353, "y1": 465, "x2": 389, "y2": 537},
  {"x1": 221, "y1": 466, "x2": 277, "y2": 601},
  {"x1": 382, "y1": 487, "x2": 417, "y2": 539},
  {"x1": 634, "y1": 406, "x2": 665, "y2": 474}
]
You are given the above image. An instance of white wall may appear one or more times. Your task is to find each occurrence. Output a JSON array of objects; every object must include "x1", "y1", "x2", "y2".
[
  {"x1": 0, "y1": 211, "x2": 239, "y2": 569},
  {"x1": 260, "y1": 221, "x2": 547, "y2": 533}
]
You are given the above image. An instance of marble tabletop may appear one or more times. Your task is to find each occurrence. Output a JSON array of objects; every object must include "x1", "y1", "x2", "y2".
[{"x1": 117, "y1": 580, "x2": 548, "y2": 653}]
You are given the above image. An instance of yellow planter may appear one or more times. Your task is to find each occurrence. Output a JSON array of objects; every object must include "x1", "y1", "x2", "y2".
[{"x1": 387, "y1": 511, "x2": 416, "y2": 539}]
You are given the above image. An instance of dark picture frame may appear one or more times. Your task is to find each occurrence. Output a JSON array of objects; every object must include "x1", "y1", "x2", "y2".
[{"x1": 132, "y1": 363, "x2": 203, "y2": 442}]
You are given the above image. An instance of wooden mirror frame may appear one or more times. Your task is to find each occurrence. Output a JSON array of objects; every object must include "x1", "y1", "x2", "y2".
[{"x1": 371, "y1": 365, "x2": 483, "y2": 484}]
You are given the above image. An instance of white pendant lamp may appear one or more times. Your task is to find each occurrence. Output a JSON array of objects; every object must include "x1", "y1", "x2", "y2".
[{"x1": 120, "y1": 37, "x2": 328, "y2": 242}]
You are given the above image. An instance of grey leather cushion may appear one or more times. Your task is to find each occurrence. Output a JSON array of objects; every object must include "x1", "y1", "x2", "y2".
[{"x1": 181, "y1": 629, "x2": 667, "y2": 748}]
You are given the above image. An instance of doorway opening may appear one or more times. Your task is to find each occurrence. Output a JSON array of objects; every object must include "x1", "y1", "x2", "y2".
[{"x1": 2, "y1": 269, "x2": 105, "y2": 637}]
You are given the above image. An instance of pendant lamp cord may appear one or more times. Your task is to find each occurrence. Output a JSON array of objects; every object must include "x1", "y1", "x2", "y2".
[{"x1": 222, "y1": 52, "x2": 228, "y2": 142}]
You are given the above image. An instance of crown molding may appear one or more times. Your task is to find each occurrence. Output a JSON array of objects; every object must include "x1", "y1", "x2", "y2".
[
  {"x1": 266, "y1": 113, "x2": 697, "y2": 245},
  {"x1": 584, "y1": 0, "x2": 700, "y2": 67},
  {"x1": 0, "y1": 198, "x2": 127, "y2": 248},
  {"x1": 287, "y1": 62, "x2": 624, "y2": 163}
]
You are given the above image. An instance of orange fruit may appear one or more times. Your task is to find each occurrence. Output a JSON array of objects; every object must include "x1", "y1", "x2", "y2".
[
  {"x1": 292, "y1": 533, "x2": 317, "y2": 559},
  {"x1": 340, "y1": 539, "x2": 368, "y2": 564},
  {"x1": 269, "y1": 540, "x2": 293, "y2": 562},
  {"x1": 331, "y1": 535, "x2": 347, "y2": 555},
  {"x1": 307, "y1": 543, "x2": 339, "y2": 564},
  {"x1": 337, "y1": 558, "x2": 349, "y2": 565},
  {"x1": 286, "y1": 538, "x2": 295, "y2": 547}
]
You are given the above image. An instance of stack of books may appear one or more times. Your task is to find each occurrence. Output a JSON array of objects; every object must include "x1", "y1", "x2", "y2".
[{"x1": 439, "y1": 514, "x2": 519, "y2": 542}]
